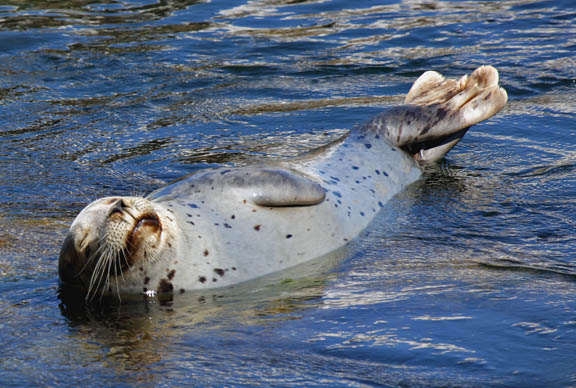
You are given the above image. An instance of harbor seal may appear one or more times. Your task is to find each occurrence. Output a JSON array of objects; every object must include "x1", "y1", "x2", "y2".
[{"x1": 59, "y1": 66, "x2": 507, "y2": 299}]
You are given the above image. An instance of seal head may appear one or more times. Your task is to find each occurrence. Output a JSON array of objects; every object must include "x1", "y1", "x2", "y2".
[{"x1": 59, "y1": 196, "x2": 165, "y2": 298}]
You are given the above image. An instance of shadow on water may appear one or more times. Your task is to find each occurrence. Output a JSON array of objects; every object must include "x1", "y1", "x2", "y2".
[{"x1": 55, "y1": 248, "x2": 348, "y2": 379}]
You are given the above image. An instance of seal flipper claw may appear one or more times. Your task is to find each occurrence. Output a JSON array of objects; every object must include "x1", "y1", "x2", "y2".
[{"x1": 360, "y1": 65, "x2": 507, "y2": 162}]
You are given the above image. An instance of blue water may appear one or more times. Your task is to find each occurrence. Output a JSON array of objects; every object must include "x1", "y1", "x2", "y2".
[{"x1": 1, "y1": 0, "x2": 575, "y2": 386}]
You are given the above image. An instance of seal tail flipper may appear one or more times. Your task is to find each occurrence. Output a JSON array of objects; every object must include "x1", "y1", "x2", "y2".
[{"x1": 363, "y1": 65, "x2": 507, "y2": 162}]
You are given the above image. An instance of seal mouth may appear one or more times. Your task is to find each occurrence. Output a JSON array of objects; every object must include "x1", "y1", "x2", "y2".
[
  {"x1": 123, "y1": 212, "x2": 162, "y2": 271},
  {"x1": 129, "y1": 212, "x2": 161, "y2": 241}
]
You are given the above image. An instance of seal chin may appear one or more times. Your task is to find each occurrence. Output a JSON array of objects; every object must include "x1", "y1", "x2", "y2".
[{"x1": 58, "y1": 196, "x2": 163, "y2": 297}]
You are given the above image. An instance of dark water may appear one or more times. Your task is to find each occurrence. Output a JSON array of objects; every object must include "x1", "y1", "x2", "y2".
[{"x1": 1, "y1": 0, "x2": 575, "y2": 386}]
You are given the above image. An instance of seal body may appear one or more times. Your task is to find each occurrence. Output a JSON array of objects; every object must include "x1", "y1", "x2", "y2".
[{"x1": 59, "y1": 66, "x2": 507, "y2": 298}]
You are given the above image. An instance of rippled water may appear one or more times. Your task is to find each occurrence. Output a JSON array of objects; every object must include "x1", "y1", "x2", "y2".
[{"x1": 1, "y1": 0, "x2": 575, "y2": 386}]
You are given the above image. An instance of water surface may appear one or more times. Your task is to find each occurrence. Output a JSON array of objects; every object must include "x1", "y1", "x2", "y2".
[{"x1": 1, "y1": 0, "x2": 575, "y2": 386}]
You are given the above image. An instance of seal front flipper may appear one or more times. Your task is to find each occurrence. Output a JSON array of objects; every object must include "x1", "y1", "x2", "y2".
[
  {"x1": 360, "y1": 65, "x2": 508, "y2": 162},
  {"x1": 149, "y1": 167, "x2": 326, "y2": 207},
  {"x1": 241, "y1": 168, "x2": 327, "y2": 207}
]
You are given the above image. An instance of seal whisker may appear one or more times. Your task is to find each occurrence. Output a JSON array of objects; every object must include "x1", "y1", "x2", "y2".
[
  {"x1": 112, "y1": 253, "x2": 123, "y2": 302},
  {"x1": 119, "y1": 249, "x2": 128, "y2": 281},
  {"x1": 99, "y1": 249, "x2": 115, "y2": 301},
  {"x1": 86, "y1": 250, "x2": 105, "y2": 299},
  {"x1": 87, "y1": 256, "x2": 105, "y2": 301},
  {"x1": 88, "y1": 246, "x2": 113, "y2": 301}
]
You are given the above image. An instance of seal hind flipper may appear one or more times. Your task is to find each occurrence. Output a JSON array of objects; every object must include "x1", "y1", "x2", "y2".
[
  {"x1": 150, "y1": 168, "x2": 326, "y2": 207},
  {"x1": 359, "y1": 65, "x2": 507, "y2": 162}
]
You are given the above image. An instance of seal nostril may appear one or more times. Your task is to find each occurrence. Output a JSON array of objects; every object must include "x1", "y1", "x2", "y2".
[{"x1": 109, "y1": 198, "x2": 128, "y2": 217}]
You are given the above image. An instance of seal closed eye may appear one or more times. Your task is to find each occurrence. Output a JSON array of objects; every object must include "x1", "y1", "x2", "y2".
[{"x1": 149, "y1": 168, "x2": 327, "y2": 207}]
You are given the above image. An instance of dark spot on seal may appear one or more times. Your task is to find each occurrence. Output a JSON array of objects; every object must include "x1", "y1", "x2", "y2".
[
  {"x1": 199, "y1": 276, "x2": 207, "y2": 283},
  {"x1": 436, "y1": 108, "x2": 448, "y2": 121},
  {"x1": 420, "y1": 124, "x2": 432, "y2": 135},
  {"x1": 168, "y1": 270, "x2": 176, "y2": 280},
  {"x1": 254, "y1": 224, "x2": 261, "y2": 231},
  {"x1": 158, "y1": 279, "x2": 173, "y2": 293},
  {"x1": 286, "y1": 234, "x2": 293, "y2": 239},
  {"x1": 144, "y1": 276, "x2": 150, "y2": 285},
  {"x1": 203, "y1": 249, "x2": 209, "y2": 256},
  {"x1": 214, "y1": 268, "x2": 225, "y2": 277}
]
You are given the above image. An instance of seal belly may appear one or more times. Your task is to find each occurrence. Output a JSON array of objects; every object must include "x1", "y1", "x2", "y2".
[{"x1": 146, "y1": 134, "x2": 421, "y2": 291}]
